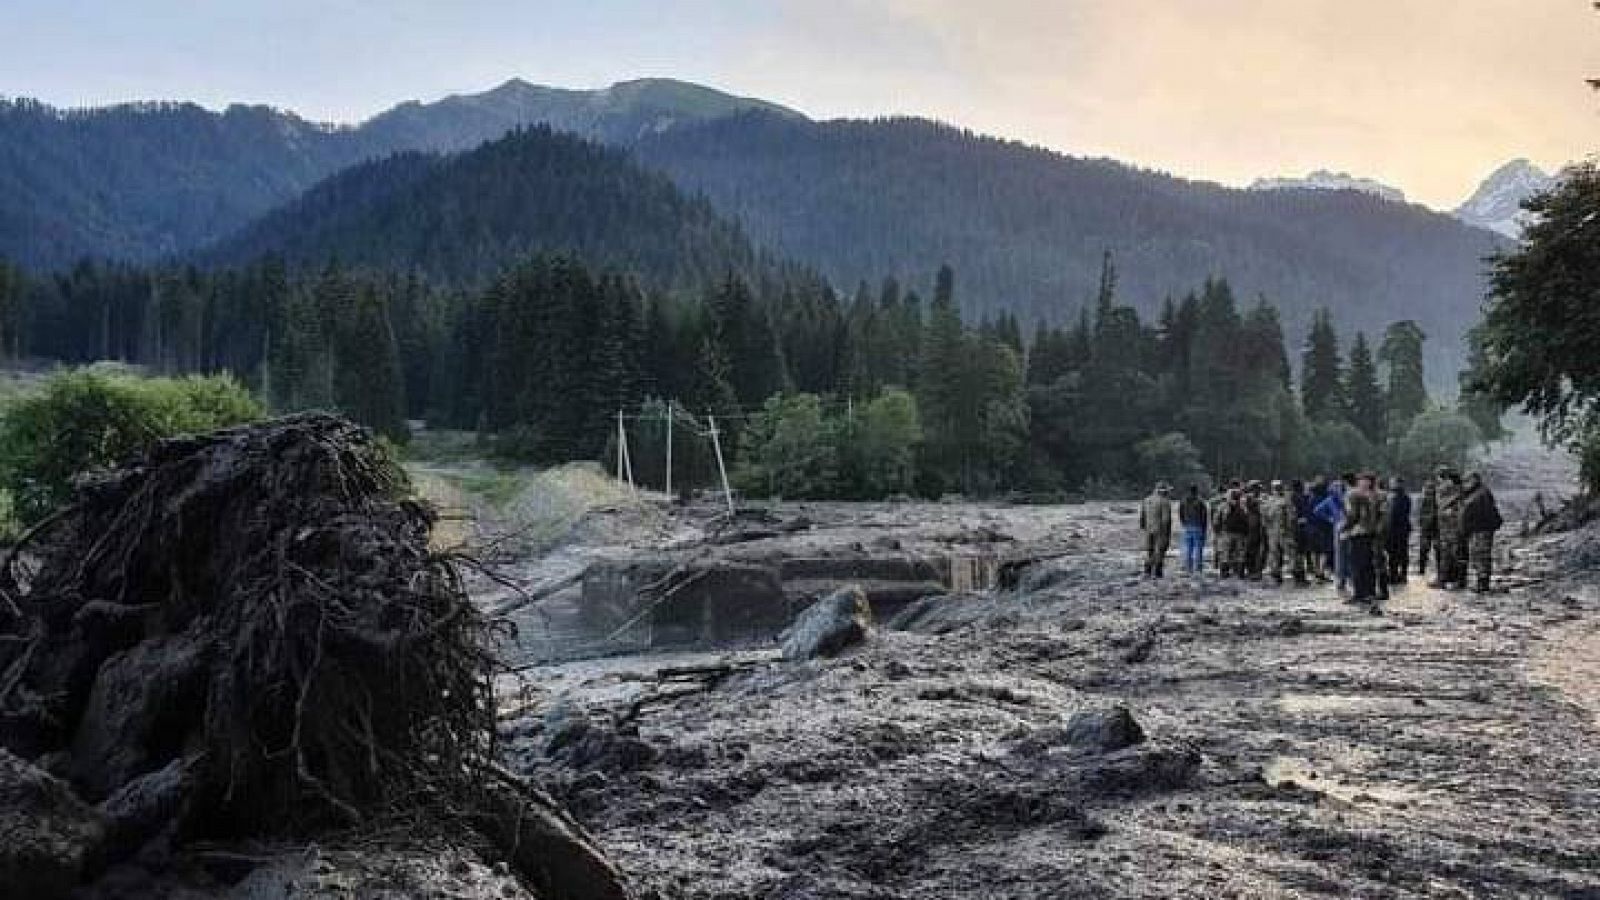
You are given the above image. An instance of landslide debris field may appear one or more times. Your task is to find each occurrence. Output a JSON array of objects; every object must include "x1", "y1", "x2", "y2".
[{"x1": 473, "y1": 463, "x2": 1600, "y2": 899}]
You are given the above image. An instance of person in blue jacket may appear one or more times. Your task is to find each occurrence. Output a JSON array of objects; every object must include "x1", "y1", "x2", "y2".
[
  {"x1": 1314, "y1": 476, "x2": 1349, "y2": 592},
  {"x1": 1306, "y1": 477, "x2": 1332, "y2": 582}
]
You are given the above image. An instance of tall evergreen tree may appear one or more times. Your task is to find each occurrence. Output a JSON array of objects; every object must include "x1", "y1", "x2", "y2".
[
  {"x1": 1378, "y1": 320, "x2": 1428, "y2": 439},
  {"x1": 1344, "y1": 331, "x2": 1385, "y2": 444},
  {"x1": 332, "y1": 281, "x2": 408, "y2": 441},
  {"x1": 1301, "y1": 308, "x2": 1344, "y2": 420}
]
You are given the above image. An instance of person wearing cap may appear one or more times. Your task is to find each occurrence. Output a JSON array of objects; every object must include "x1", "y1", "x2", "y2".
[
  {"x1": 1460, "y1": 472, "x2": 1503, "y2": 593},
  {"x1": 1385, "y1": 476, "x2": 1413, "y2": 584},
  {"x1": 1417, "y1": 471, "x2": 1440, "y2": 577},
  {"x1": 1217, "y1": 486, "x2": 1250, "y2": 577},
  {"x1": 1178, "y1": 483, "x2": 1209, "y2": 575},
  {"x1": 1341, "y1": 471, "x2": 1383, "y2": 606},
  {"x1": 1139, "y1": 481, "x2": 1175, "y2": 578}
]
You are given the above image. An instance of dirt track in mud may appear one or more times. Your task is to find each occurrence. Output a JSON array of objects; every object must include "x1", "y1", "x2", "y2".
[{"x1": 488, "y1": 488, "x2": 1600, "y2": 900}]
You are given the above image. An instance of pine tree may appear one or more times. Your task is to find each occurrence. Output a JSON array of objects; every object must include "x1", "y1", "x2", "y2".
[
  {"x1": 1378, "y1": 320, "x2": 1428, "y2": 439},
  {"x1": 1344, "y1": 331, "x2": 1385, "y2": 444},
  {"x1": 333, "y1": 281, "x2": 408, "y2": 441},
  {"x1": 1301, "y1": 308, "x2": 1343, "y2": 420},
  {"x1": 918, "y1": 269, "x2": 971, "y2": 490}
]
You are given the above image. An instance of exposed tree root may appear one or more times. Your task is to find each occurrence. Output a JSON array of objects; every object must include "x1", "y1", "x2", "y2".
[{"x1": 0, "y1": 413, "x2": 632, "y2": 898}]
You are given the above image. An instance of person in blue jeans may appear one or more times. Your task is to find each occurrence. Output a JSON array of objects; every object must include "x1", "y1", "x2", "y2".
[{"x1": 1178, "y1": 483, "x2": 1210, "y2": 574}]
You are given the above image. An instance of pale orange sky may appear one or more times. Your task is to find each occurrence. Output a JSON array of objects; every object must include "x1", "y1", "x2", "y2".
[
  {"x1": 7, "y1": 0, "x2": 1596, "y2": 208},
  {"x1": 754, "y1": 0, "x2": 1600, "y2": 208}
]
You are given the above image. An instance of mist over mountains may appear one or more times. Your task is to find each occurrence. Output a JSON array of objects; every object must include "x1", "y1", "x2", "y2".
[{"x1": 0, "y1": 77, "x2": 1527, "y2": 378}]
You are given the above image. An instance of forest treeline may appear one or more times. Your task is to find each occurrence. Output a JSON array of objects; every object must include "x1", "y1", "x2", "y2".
[{"x1": 0, "y1": 250, "x2": 1497, "y2": 499}]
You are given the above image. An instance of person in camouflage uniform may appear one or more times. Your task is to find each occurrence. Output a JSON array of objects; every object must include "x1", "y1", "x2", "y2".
[
  {"x1": 1216, "y1": 487, "x2": 1250, "y2": 578},
  {"x1": 1139, "y1": 482, "x2": 1174, "y2": 578},
  {"x1": 1262, "y1": 480, "x2": 1296, "y2": 584},
  {"x1": 1417, "y1": 474, "x2": 1439, "y2": 576},
  {"x1": 1211, "y1": 480, "x2": 1238, "y2": 573},
  {"x1": 1461, "y1": 472, "x2": 1503, "y2": 593},
  {"x1": 1431, "y1": 467, "x2": 1466, "y2": 590},
  {"x1": 1342, "y1": 471, "x2": 1384, "y2": 605}
]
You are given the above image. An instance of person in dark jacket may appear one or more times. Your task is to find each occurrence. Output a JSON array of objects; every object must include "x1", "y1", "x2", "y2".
[
  {"x1": 1244, "y1": 481, "x2": 1267, "y2": 580},
  {"x1": 1178, "y1": 484, "x2": 1209, "y2": 575},
  {"x1": 1290, "y1": 479, "x2": 1315, "y2": 586},
  {"x1": 1460, "y1": 472, "x2": 1503, "y2": 593},
  {"x1": 1385, "y1": 477, "x2": 1413, "y2": 584}
]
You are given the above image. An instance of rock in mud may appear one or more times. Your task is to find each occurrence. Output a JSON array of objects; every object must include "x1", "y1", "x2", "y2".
[
  {"x1": 0, "y1": 748, "x2": 106, "y2": 900},
  {"x1": 541, "y1": 703, "x2": 656, "y2": 772},
  {"x1": 97, "y1": 757, "x2": 193, "y2": 860},
  {"x1": 1062, "y1": 706, "x2": 1146, "y2": 753},
  {"x1": 782, "y1": 585, "x2": 873, "y2": 660}
]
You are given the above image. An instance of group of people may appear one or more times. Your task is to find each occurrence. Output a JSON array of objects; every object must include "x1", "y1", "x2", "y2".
[{"x1": 1138, "y1": 466, "x2": 1503, "y2": 609}]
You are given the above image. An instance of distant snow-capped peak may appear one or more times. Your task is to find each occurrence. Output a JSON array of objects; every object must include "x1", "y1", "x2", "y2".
[
  {"x1": 1453, "y1": 159, "x2": 1555, "y2": 239},
  {"x1": 1249, "y1": 169, "x2": 1407, "y2": 204}
]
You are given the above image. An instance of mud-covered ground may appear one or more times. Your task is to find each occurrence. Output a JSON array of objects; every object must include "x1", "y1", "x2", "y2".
[{"x1": 487, "y1": 460, "x2": 1600, "y2": 899}]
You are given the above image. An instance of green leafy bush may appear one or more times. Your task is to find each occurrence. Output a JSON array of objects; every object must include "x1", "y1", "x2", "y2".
[
  {"x1": 1132, "y1": 432, "x2": 1211, "y2": 494},
  {"x1": 0, "y1": 367, "x2": 264, "y2": 526},
  {"x1": 1394, "y1": 407, "x2": 1482, "y2": 481}
]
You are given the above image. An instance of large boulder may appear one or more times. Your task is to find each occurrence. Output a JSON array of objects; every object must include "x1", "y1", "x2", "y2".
[
  {"x1": 1062, "y1": 706, "x2": 1146, "y2": 753},
  {"x1": 782, "y1": 586, "x2": 873, "y2": 660},
  {"x1": 0, "y1": 748, "x2": 106, "y2": 899}
]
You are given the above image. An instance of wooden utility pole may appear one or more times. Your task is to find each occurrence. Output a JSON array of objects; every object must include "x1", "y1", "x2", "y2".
[
  {"x1": 708, "y1": 414, "x2": 735, "y2": 517},
  {"x1": 664, "y1": 402, "x2": 674, "y2": 500},
  {"x1": 616, "y1": 409, "x2": 635, "y2": 490}
]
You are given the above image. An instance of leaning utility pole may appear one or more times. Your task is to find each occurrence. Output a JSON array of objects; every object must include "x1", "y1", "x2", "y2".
[{"x1": 708, "y1": 414, "x2": 735, "y2": 517}]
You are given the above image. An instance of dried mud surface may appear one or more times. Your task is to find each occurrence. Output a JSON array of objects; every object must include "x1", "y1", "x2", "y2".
[{"x1": 499, "y1": 493, "x2": 1600, "y2": 899}]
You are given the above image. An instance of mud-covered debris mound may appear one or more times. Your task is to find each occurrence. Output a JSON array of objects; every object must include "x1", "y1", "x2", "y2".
[
  {"x1": 0, "y1": 412, "x2": 491, "y2": 838},
  {"x1": 0, "y1": 414, "x2": 634, "y2": 900}
]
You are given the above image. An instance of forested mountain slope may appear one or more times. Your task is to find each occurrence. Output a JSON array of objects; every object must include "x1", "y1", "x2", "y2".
[
  {"x1": 636, "y1": 112, "x2": 1507, "y2": 377},
  {"x1": 0, "y1": 100, "x2": 371, "y2": 268},
  {"x1": 0, "y1": 80, "x2": 796, "y2": 268},
  {"x1": 207, "y1": 126, "x2": 766, "y2": 288}
]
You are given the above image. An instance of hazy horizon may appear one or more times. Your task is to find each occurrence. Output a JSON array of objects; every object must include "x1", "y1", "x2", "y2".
[{"x1": 5, "y1": 0, "x2": 1596, "y2": 208}]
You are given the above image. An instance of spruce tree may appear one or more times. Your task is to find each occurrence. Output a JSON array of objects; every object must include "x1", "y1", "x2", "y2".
[
  {"x1": 333, "y1": 281, "x2": 408, "y2": 441},
  {"x1": 1300, "y1": 309, "x2": 1344, "y2": 420},
  {"x1": 1378, "y1": 320, "x2": 1428, "y2": 439},
  {"x1": 1344, "y1": 331, "x2": 1385, "y2": 444}
]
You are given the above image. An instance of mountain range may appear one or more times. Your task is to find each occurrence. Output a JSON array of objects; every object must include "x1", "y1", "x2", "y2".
[
  {"x1": 1250, "y1": 170, "x2": 1409, "y2": 204},
  {"x1": 0, "y1": 77, "x2": 1541, "y2": 380}
]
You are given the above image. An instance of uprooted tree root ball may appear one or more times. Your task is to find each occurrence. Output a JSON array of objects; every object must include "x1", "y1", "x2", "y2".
[{"x1": 0, "y1": 413, "x2": 630, "y2": 899}]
